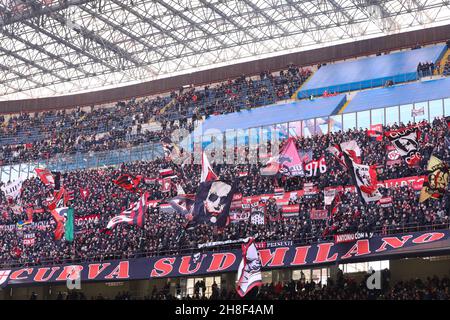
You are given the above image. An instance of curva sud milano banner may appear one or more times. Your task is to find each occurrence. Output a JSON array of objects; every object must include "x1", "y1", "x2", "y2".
[{"x1": 1, "y1": 229, "x2": 450, "y2": 287}]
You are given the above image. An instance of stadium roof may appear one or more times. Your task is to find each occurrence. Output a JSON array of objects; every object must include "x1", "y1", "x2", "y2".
[{"x1": 1, "y1": 0, "x2": 450, "y2": 100}]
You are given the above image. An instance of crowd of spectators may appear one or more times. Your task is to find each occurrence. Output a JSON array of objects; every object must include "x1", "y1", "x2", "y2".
[
  {"x1": 417, "y1": 61, "x2": 436, "y2": 77},
  {"x1": 0, "y1": 65, "x2": 312, "y2": 166},
  {"x1": 39, "y1": 274, "x2": 450, "y2": 300},
  {"x1": 0, "y1": 116, "x2": 448, "y2": 268}
]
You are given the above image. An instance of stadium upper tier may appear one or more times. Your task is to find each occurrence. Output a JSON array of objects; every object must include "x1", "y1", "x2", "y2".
[
  {"x1": 344, "y1": 77, "x2": 450, "y2": 113},
  {"x1": 197, "y1": 94, "x2": 346, "y2": 135},
  {"x1": 0, "y1": 66, "x2": 311, "y2": 168},
  {"x1": 297, "y1": 44, "x2": 447, "y2": 99},
  {"x1": 2, "y1": 43, "x2": 450, "y2": 172}
]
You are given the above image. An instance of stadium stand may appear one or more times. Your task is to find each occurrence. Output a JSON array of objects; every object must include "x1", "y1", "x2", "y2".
[
  {"x1": 297, "y1": 44, "x2": 447, "y2": 98},
  {"x1": 198, "y1": 94, "x2": 346, "y2": 135},
  {"x1": 343, "y1": 77, "x2": 450, "y2": 113},
  {"x1": 0, "y1": 117, "x2": 449, "y2": 269},
  {"x1": 0, "y1": 66, "x2": 312, "y2": 168},
  {"x1": 0, "y1": 41, "x2": 450, "y2": 301}
]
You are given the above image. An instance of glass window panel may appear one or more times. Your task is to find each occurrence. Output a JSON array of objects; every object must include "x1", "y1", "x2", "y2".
[
  {"x1": 1, "y1": 166, "x2": 10, "y2": 183},
  {"x1": 444, "y1": 98, "x2": 450, "y2": 116},
  {"x1": 357, "y1": 110, "x2": 371, "y2": 130},
  {"x1": 261, "y1": 126, "x2": 271, "y2": 143},
  {"x1": 225, "y1": 130, "x2": 236, "y2": 149},
  {"x1": 302, "y1": 119, "x2": 314, "y2": 137},
  {"x1": 292, "y1": 270, "x2": 308, "y2": 281},
  {"x1": 371, "y1": 108, "x2": 385, "y2": 126},
  {"x1": 343, "y1": 113, "x2": 356, "y2": 131},
  {"x1": 413, "y1": 101, "x2": 428, "y2": 123},
  {"x1": 339, "y1": 260, "x2": 390, "y2": 274},
  {"x1": 288, "y1": 121, "x2": 302, "y2": 138},
  {"x1": 9, "y1": 165, "x2": 20, "y2": 182},
  {"x1": 304, "y1": 269, "x2": 312, "y2": 282},
  {"x1": 316, "y1": 117, "x2": 329, "y2": 135},
  {"x1": 248, "y1": 127, "x2": 260, "y2": 147},
  {"x1": 399, "y1": 104, "x2": 413, "y2": 125},
  {"x1": 329, "y1": 115, "x2": 343, "y2": 133},
  {"x1": 429, "y1": 99, "x2": 443, "y2": 121},
  {"x1": 312, "y1": 269, "x2": 321, "y2": 283},
  {"x1": 236, "y1": 129, "x2": 248, "y2": 147},
  {"x1": 385, "y1": 106, "x2": 399, "y2": 126},
  {"x1": 321, "y1": 268, "x2": 329, "y2": 285},
  {"x1": 368, "y1": 260, "x2": 390, "y2": 271},
  {"x1": 202, "y1": 135, "x2": 212, "y2": 149},
  {"x1": 262, "y1": 271, "x2": 272, "y2": 284},
  {"x1": 275, "y1": 123, "x2": 289, "y2": 141}
]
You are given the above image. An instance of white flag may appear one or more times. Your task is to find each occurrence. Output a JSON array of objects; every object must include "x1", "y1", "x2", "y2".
[
  {"x1": 1, "y1": 179, "x2": 23, "y2": 201},
  {"x1": 236, "y1": 238, "x2": 262, "y2": 297}
]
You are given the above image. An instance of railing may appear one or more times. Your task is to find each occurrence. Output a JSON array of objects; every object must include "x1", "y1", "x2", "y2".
[
  {"x1": 296, "y1": 73, "x2": 420, "y2": 99},
  {"x1": 0, "y1": 141, "x2": 164, "y2": 182},
  {"x1": 2, "y1": 221, "x2": 448, "y2": 269}
]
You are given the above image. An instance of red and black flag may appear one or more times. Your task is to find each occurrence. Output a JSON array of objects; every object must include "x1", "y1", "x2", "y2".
[
  {"x1": 50, "y1": 207, "x2": 67, "y2": 241},
  {"x1": 106, "y1": 192, "x2": 149, "y2": 229},
  {"x1": 52, "y1": 171, "x2": 61, "y2": 191},
  {"x1": 35, "y1": 168, "x2": 55, "y2": 187},
  {"x1": 385, "y1": 125, "x2": 422, "y2": 166},
  {"x1": 47, "y1": 187, "x2": 66, "y2": 211},
  {"x1": 367, "y1": 124, "x2": 383, "y2": 142},
  {"x1": 168, "y1": 194, "x2": 196, "y2": 218},
  {"x1": 329, "y1": 191, "x2": 342, "y2": 218},
  {"x1": 327, "y1": 144, "x2": 347, "y2": 169},
  {"x1": 341, "y1": 141, "x2": 381, "y2": 204},
  {"x1": 236, "y1": 237, "x2": 262, "y2": 297},
  {"x1": 113, "y1": 174, "x2": 142, "y2": 193}
]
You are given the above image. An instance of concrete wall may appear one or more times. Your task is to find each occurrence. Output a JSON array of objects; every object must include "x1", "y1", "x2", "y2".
[{"x1": 389, "y1": 256, "x2": 450, "y2": 283}]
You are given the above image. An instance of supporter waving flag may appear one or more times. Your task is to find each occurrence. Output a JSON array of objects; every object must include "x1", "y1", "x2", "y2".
[
  {"x1": 113, "y1": 174, "x2": 142, "y2": 193},
  {"x1": 419, "y1": 155, "x2": 449, "y2": 202},
  {"x1": 191, "y1": 180, "x2": 237, "y2": 228},
  {"x1": 106, "y1": 192, "x2": 149, "y2": 229},
  {"x1": 34, "y1": 168, "x2": 55, "y2": 187},
  {"x1": 236, "y1": 237, "x2": 262, "y2": 297},
  {"x1": 385, "y1": 125, "x2": 422, "y2": 166}
]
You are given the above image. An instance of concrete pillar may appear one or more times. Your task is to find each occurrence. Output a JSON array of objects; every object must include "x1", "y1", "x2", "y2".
[
  {"x1": 328, "y1": 264, "x2": 341, "y2": 282},
  {"x1": 221, "y1": 272, "x2": 236, "y2": 291}
]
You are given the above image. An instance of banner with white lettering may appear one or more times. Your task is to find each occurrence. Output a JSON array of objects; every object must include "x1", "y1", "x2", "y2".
[{"x1": 1, "y1": 229, "x2": 449, "y2": 287}]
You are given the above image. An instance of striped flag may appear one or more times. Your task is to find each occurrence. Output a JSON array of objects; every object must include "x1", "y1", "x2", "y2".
[{"x1": 106, "y1": 192, "x2": 149, "y2": 229}]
